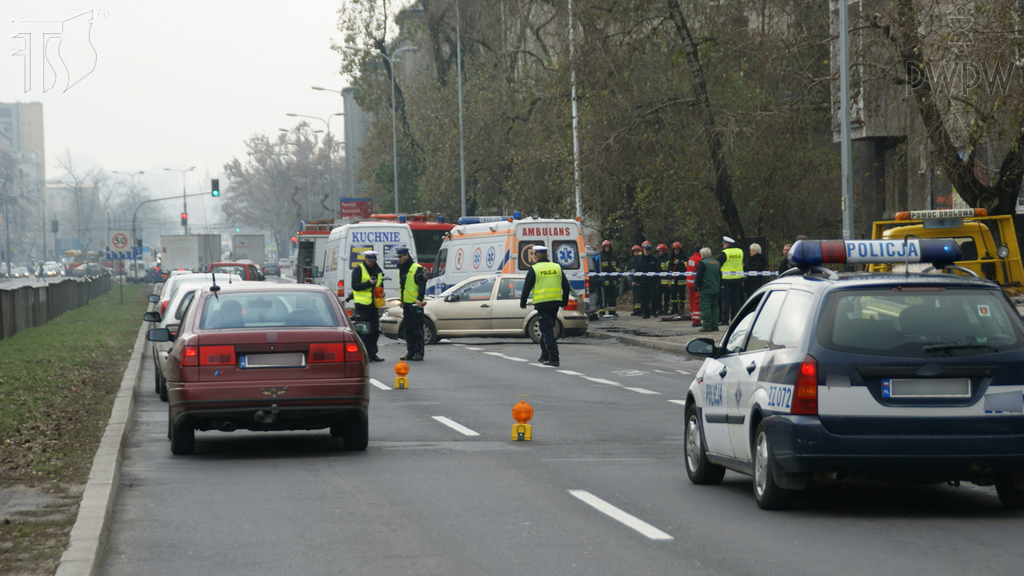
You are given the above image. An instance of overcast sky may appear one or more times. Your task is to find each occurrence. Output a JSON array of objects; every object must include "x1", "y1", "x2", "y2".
[{"x1": 2, "y1": 0, "x2": 405, "y2": 212}]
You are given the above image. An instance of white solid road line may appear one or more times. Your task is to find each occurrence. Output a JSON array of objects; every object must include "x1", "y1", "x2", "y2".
[
  {"x1": 667, "y1": 399, "x2": 687, "y2": 406},
  {"x1": 624, "y1": 387, "x2": 661, "y2": 395},
  {"x1": 369, "y1": 378, "x2": 390, "y2": 391},
  {"x1": 432, "y1": 416, "x2": 481, "y2": 436},
  {"x1": 568, "y1": 490, "x2": 674, "y2": 541}
]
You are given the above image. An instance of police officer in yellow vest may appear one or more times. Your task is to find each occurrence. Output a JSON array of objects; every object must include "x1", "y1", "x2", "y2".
[
  {"x1": 716, "y1": 236, "x2": 745, "y2": 325},
  {"x1": 396, "y1": 246, "x2": 427, "y2": 361},
  {"x1": 351, "y1": 251, "x2": 386, "y2": 362},
  {"x1": 520, "y1": 245, "x2": 571, "y2": 367}
]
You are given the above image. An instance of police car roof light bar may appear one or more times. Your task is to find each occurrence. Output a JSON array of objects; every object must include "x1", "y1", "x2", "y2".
[{"x1": 789, "y1": 239, "x2": 962, "y2": 268}]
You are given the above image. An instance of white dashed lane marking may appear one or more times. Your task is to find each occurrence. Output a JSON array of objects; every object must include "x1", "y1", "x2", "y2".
[
  {"x1": 465, "y1": 347, "x2": 484, "y2": 351},
  {"x1": 654, "y1": 369, "x2": 671, "y2": 374},
  {"x1": 583, "y1": 377, "x2": 621, "y2": 386},
  {"x1": 529, "y1": 363, "x2": 554, "y2": 368},
  {"x1": 624, "y1": 387, "x2": 661, "y2": 395},
  {"x1": 556, "y1": 370, "x2": 584, "y2": 376},
  {"x1": 369, "y1": 378, "x2": 390, "y2": 391},
  {"x1": 432, "y1": 416, "x2": 480, "y2": 436},
  {"x1": 667, "y1": 400, "x2": 687, "y2": 406},
  {"x1": 569, "y1": 490, "x2": 674, "y2": 541}
]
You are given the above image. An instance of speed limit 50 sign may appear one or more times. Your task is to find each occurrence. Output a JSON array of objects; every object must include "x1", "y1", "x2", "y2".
[{"x1": 110, "y1": 229, "x2": 131, "y2": 253}]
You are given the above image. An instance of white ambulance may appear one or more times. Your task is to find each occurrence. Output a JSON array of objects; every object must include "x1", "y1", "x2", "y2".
[
  {"x1": 426, "y1": 215, "x2": 589, "y2": 300},
  {"x1": 320, "y1": 222, "x2": 417, "y2": 302}
]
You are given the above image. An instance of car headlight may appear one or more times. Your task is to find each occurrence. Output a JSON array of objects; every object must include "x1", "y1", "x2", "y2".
[{"x1": 997, "y1": 244, "x2": 1010, "y2": 259}]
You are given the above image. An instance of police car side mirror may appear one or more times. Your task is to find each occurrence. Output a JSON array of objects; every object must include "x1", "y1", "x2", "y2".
[
  {"x1": 143, "y1": 311, "x2": 161, "y2": 323},
  {"x1": 686, "y1": 337, "x2": 717, "y2": 358},
  {"x1": 446, "y1": 294, "x2": 459, "y2": 302},
  {"x1": 352, "y1": 321, "x2": 371, "y2": 336},
  {"x1": 148, "y1": 294, "x2": 159, "y2": 303}
]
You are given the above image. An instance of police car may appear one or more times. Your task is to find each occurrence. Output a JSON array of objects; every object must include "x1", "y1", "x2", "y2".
[{"x1": 683, "y1": 238, "x2": 1024, "y2": 510}]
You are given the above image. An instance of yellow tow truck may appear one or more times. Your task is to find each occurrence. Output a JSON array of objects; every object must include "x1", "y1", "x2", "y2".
[{"x1": 870, "y1": 208, "x2": 1024, "y2": 295}]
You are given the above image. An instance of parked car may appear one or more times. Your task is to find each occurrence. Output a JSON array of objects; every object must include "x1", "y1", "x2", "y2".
[
  {"x1": 380, "y1": 273, "x2": 589, "y2": 345},
  {"x1": 262, "y1": 261, "x2": 281, "y2": 276},
  {"x1": 205, "y1": 262, "x2": 265, "y2": 281},
  {"x1": 147, "y1": 283, "x2": 371, "y2": 455},
  {"x1": 278, "y1": 258, "x2": 290, "y2": 269}
]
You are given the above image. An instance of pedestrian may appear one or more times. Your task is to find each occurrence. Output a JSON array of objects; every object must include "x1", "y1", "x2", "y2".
[
  {"x1": 669, "y1": 241, "x2": 686, "y2": 315},
  {"x1": 351, "y1": 251, "x2": 386, "y2": 362},
  {"x1": 695, "y1": 247, "x2": 721, "y2": 331},
  {"x1": 397, "y1": 246, "x2": 427, "y2": 361},
  {"x1": 716, "y1": 236, "x2": 744, "y2": 325},
  {"x1": 626, "y1": 244, "x2": 643, "y2": 316},
  {"x1": 520, "y1": 245, "x2": 571, "y2": 366},
  {"x1": 657, "y1": 244, "x2": 671, "y2": 316},
  {"x1": 777, "y1": 243, "x2": 795, "y2": 277},
  {"x1": 631, "y1": 241, "x2": 661, "y2": 318},
  {"x1": 686, "y1": 243, "x2": 703, "y2": 327},
  {"x1": 595, "y1": 240, "x2": 618, "y2": 316},
  {"x1": 745, "y1": 243, "x2": 767, "y2": 295}
]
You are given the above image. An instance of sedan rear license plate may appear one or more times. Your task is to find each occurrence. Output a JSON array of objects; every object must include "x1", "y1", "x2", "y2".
[
  {"x1": 239, "y1": 353, "x2": 306, "y2": 369},
  {"x1": 882, "y1": 378, "x2": 971, "y2": 398}
]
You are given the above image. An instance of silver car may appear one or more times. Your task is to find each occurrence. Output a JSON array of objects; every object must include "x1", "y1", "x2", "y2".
[{"x1": 381, "y1": 274, "x2": 588, "y2": 344}]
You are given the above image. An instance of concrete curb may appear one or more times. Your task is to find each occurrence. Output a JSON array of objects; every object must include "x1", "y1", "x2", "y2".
[
  {"x1": 54, "y1": 319, "x2": 148, "y2": 576},
  {"x1": 584, "y1": 330, "x2": 692, "y2": 356}
]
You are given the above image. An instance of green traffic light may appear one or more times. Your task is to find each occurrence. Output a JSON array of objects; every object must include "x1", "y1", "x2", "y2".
[{"x1": 211, "y1": 178, "x2": 220, "y2": 197}]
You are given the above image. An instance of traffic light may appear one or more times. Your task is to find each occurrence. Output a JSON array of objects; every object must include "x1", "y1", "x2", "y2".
[
  {"x1": 51, "y1": 219, "x2": 58, "y2": 234},
  {"x1": 211, "y1": 179, "x2": 220, "y2": 197},
  {"x1": 181, "y1": 212, "x2": 188, "y2": 227}
]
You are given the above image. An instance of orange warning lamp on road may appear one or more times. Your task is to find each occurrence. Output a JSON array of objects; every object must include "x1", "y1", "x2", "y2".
[
  {"x1": 513, "y1": 400, "x2": 533, "y2": 424},
  {"x1": 394, "y1": 361, "x2": 410, "y2": 389},
  {"x1": 512, "y1": 395, "x2": 533, "y2": 441}
]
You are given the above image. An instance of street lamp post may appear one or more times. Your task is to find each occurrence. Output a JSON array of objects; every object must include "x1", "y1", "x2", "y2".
[
  {"x1": 340, "y1": 45, "x2": 418, "y2": 213},
  {"x1": 162, "y1": 166, "x2": 195, "y2": 234},
  {"x1": 286, "y1": 113, "x2": 343, "y2": 219}
]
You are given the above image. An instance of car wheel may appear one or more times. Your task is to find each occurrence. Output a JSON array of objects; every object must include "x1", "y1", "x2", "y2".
[
  {"x1": 170, "y1": 416, "x2": 195, "y2": 455},
  {"x1": 995, "y1": 479, "x2": 1024, "y2": 510},
  {"x1": 527, "y1": 316, "x2": 563, "y2": 344},
  {"x1": 684, "y1": 404, "x2": 726, "y2": 485},
  {"x1": 752, "y1": 422, "x2": 794, "y2": 510},
  {"x1": 159, "y1": 374, "x2": 168, "y2": 402},
  {"x1": 424, "y1": 318, "x2": 439, "y2": 345},
  {"x1": 342, "y1": 418, "x2": 368, "y2": 451}
]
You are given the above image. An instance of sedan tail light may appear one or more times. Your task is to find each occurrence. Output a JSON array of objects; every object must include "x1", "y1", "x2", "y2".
[
  {"x1": 791, "y1": 355, "x2": 818, "y2": 415},
  {"x1": 564, "y1": 299, "x2": 578, "y2": 311},
  {"x1": 337, "y1": 279, "x2": 345, "y2": 298},
  {"x1": 181, "y1": 346, "x2": 199, "y2": 367},
  {"x1": 309, "y1": 342, "x2": 363, "y2": 363},
  {"x1": 200, "y1": 345, "x2": 236, "y2": 366}
]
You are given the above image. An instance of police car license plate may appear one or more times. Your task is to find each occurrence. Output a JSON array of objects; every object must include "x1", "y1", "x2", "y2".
[
  {"x1": 239, "y1": 353, "x2": 306, "y2": 369},
  {"x1": 882, "y1": 378, "x2": 971, "y2": 398}
]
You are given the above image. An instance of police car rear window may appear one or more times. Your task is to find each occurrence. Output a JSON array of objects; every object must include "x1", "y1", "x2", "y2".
[{"x1": 818, "y1": 288, "x2": 1023, "y2": 357}]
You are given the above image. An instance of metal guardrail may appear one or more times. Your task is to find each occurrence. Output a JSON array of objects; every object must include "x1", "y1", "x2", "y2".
[{"x1": 0, "y1": 275, "x2": 112, "y2": 340}]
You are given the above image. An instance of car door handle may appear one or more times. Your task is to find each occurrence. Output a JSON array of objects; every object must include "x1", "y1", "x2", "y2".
[
  {"x1": 480, "y1": 304, "x2": 490, "y2": 308},
  {"x1": 718, "y1": 367, "x2": 727, "y2": 378},
  {"x1": 746, "y1": 361, "x2": 756, "y2": 374}
]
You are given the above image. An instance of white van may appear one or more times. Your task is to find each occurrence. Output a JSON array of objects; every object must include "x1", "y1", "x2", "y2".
[
  {"x1": 426, "y1": 216, "x2": 589, "y2": 300},
  {"x1": 321, "y1": 222, "x2": 417, "y2": 302}
]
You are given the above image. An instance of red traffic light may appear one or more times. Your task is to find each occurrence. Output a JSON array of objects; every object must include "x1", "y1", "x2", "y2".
[
  {"x1": 181, "y1": 212, "x2": 188, "y2": 220},
  {"x1": 290, "y1": 236, "x2": 297, "y2": 243}
]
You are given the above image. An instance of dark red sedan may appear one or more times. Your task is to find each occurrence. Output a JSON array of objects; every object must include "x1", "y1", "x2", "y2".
[{"x1": 148, "y1": 283, "x2": 370, "y2": 455}]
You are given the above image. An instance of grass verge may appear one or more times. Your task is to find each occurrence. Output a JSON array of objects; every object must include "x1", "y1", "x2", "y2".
[{"x1": 0, "y1": 282, "x2": 148, "y2": 575}]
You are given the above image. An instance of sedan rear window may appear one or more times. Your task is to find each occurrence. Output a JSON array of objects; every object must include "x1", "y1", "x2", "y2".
[
  {"x1": 200, "y1": 292, "x2": 339, "y2": 329},
  {"x1": 818, "y1": 288, "x2": 1023, "y2": 357}
]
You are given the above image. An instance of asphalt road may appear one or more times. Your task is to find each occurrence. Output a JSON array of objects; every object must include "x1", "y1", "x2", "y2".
[{"x1": 100, "y1": 334, "x2": 1024, "y2": 576}]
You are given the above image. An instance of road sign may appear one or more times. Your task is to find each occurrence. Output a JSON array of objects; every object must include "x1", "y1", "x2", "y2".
[
  {"x1": 110, "y1": 229, "x2": 130, "y2": 253},
  {"x1": 105, "y1": 246, "x2": 142, "y2": 260}
]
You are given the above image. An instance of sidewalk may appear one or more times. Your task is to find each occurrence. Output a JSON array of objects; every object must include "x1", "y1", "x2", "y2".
[{"x1": 583, "y1": 310, "x2": 710, "y2": 356}]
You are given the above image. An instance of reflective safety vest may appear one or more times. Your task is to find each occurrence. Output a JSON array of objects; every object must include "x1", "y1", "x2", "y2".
[
  {"x1": 721, "y1": 247, "x2": 744, "y2": 280},
  {"x1": 402, "y1": 263, "x2": 423, "y2": 303},
  {"x1": 531, "y1": 261, "x2": 563, "y2": 303},
  {"x1": 353, "y1": 263, "x2": 383, "y2": 306},
  {"x1": 659, "y1": 255, "x2": 671, "y2": 286}
]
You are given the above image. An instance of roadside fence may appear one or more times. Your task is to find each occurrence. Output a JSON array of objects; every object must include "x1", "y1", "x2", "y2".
[{"x1": 0, "y1": 275, "x2": 112, "y2": 341}]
